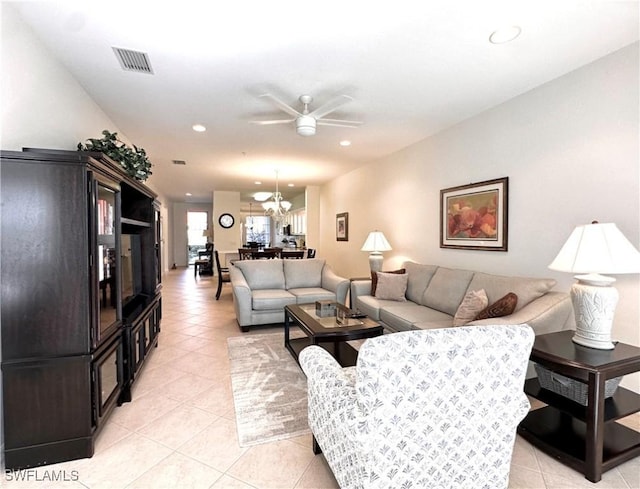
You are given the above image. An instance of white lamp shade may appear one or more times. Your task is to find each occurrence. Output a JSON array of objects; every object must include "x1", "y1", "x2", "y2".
[
  {"x1": 361, "y1": 231, "x2": 392, "y2": 253},
  {"x1": 549, "y1": 222, "x2": 640, "y2": 274}
]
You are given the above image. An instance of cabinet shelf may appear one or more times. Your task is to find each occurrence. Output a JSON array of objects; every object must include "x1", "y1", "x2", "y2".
[
  {"x1": 524, "y1": 378, "x2": 640, "y2": 423},
  {"x1": 518, "y1": 407, "x2": 640, "y2": 473},
  {"x1": 121, "y1": 217, "x2": 151, "y2": 227}
]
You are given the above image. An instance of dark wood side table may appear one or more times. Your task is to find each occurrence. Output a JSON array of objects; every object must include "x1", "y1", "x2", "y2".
[{"x1": 518, "y1": 330, "x2": 640, "y2": 483}]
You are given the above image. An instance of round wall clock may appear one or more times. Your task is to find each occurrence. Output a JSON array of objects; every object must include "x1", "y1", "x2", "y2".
[{"x1": 219, "y1": 213, "x2": 235, "y2": 229}]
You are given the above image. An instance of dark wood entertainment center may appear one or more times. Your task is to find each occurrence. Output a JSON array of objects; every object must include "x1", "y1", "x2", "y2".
[{"x1": 0, "y1": 148, "x2": 163, "y2": 469}]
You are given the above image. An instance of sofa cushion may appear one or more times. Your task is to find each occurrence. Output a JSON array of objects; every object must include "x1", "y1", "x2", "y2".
[
  {"x1": 380, "y1": 303, "x2": 452, "y2": 332},
  {"x1": 234, "y1": 259, "x2": 285, "y2": 290},
  {"x1": 374, "y1": 272, "x2": 408, "y2": 301},
  {"x1": 465, "y1": 272, "x2": 556, "y2": 312},
  {"x1": 475, "y1": 292, "x2": 518, "y2": 320},
  {"x1": 284, "y1": 259, "x2": 326, "y2": 289},
  {"x1": 403, "y1": 262, "x2": 439, "y2": 304},
  {"x1": 251, "y1": 289, "x2": 296, "y2": 310},
  {"x1": 422, "y1": 267, "x2": 475, "y2": 315},
  {"x1": 289, "y1": 287, "x2": 336, "y2": 304},
  {"x1": 453, "y1": 289, "x2": 488, "y2": 326},
  {"x1": 371, "y1": 268, "x2": 405, "y2": 295}
]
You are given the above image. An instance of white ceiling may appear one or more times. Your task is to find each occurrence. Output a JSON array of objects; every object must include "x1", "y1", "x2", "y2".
[{"x1": 13, "y1": 1, "x2": 639, "y2": 203}]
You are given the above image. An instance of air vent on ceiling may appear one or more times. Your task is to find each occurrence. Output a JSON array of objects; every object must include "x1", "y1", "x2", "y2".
[
  {"x1": 172, "y1": 160, "x2": 187, "y2": 165},
  {"x1": 112, "y1": 47, "x2": 153, "y2": 74}
]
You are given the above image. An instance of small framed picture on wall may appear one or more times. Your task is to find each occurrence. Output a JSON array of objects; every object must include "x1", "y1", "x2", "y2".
[{"x1": 336, "y1": 213, "x2": 349, "y2": 241}]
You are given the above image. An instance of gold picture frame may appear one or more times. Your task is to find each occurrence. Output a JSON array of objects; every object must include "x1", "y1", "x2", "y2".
[{"x1": 440, "y1": 177, "x2": 508, "y2": 251}]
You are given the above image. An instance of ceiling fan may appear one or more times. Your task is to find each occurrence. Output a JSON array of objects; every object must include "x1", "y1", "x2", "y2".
[{"x1": 250, "y1": 93, "x2": 362, "y2": 136}]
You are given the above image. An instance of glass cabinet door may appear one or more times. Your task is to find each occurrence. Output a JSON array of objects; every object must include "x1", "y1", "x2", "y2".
[
  {"x1": 154, "y1": 202, "x2": 162, "y2": 289},
  {"x1": 94, "y1": 178, "x2": 121, "y2": 345}
]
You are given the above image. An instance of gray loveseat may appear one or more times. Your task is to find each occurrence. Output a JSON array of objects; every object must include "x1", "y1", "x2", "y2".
[
  {"x1": 230, "y1": 258, "x2": 350, "y2": 332},
  {"x1": 350, "y1": 261, "x2": 574, "y2": 335}
]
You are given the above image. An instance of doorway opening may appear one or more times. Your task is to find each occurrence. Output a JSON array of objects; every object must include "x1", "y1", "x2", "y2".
[{"x1": 187, "y1": 211, "x2": 208, "y2": 265}]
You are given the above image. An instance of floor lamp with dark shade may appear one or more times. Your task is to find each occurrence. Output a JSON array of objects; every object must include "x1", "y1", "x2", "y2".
[{"x1": 548, "y1": 221, "x2": 640, "y2": 350}]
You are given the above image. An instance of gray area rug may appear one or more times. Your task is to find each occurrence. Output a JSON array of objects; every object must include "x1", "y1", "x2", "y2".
[{"x1": 227, "y1": 332, "x2": 310, "y2": 447}]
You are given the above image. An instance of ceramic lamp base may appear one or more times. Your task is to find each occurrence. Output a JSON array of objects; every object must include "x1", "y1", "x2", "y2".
[
  {"x1": 368, "y1": 253, "x2": 384, "y2": 273},
  {"x1": 570, "y1": 279, "x2": 618, "y2": 350}
]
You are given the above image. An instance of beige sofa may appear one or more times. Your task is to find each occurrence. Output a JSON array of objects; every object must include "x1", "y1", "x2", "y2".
[
  {"x1": 350, "y1": 261, "x2": 574, "y2": 335},
  {"x1": 230, "y1": 258, "x2": 349, "y2": 332}
]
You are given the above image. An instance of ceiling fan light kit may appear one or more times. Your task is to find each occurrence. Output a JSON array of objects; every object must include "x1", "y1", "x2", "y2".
[
  {"x1": 251, "y1": 93, "x2": 362, "y2": 137},
  {"x1": 296, "y1": 115, "x2": 316, "y2": 136}
]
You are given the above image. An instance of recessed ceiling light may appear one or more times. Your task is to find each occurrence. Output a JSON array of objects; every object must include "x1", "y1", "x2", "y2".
[
  {"x1": 192, "y1": 124, "x2": 206, "y2": 132},
  {"x1": 340, "y1": 140, "x2": 351, "y2": 147},
  {"x1": 255, "y1": 181, "x2": 262, "y2": 185},
  {"x1": 185, "y1": 192, "x2": 192, "y2": 196},
  {"x1": 489, "y1": 26, "x2": 521, "y2": 44},
  {"x1": 288, "y1": 183, "x2": 295, "y2": 187}
]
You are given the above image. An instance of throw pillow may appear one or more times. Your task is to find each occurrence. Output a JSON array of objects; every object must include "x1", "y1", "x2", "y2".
[
  {"x1": 474, "y1": 292, "x2": 518, "y2": 320},
  {"x1": 374, "y1": 272, "x2": 409, "y2": 301},
  {"x1": 371, "y1": 268, "x2": 405, "y2": 295},
  {"x1": 453, "y1": 289, "x2": 489, "y2": 326}
]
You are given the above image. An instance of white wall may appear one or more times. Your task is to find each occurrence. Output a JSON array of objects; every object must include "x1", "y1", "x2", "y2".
[
  {"x1": 1, "y1": 4, "x2": 119, "y2": 151},
  {"x1": 213, "y1": 191, "x2": 242, "y2": 253},
  {"x1": 320, "y1": 43, "x2": 639, "y2": 391},
  {"x1": 305, "y1": 186, "x2": 321, "y2": 250},
  {"x1": 1, "y1": 2, "x2": 173, "y2": 271}
]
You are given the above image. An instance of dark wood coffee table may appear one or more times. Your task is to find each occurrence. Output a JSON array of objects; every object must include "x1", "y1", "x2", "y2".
[{"x1": 284, "y1": 303, "x2": 382, "y2": 367}]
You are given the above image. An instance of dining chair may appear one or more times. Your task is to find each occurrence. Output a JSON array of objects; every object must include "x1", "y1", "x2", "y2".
[
  {"x1": 238, "y1": 248, "x2": 256, "y2": 260},
  {"x1": 252, "y1": 250, "x2": 278, "y2": 259},
  {"x1": 264, "y1": 247, "x2": 282, "y2": 258},
  {"x1": 282, "y1": 250, "x2": 305, "y2": 259},
  {"x1": 215, "y1": 250, "x2": 230, "y2": 300}
]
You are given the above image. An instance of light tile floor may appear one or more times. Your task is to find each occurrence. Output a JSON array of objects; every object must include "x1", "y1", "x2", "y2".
[{"x1": 2, "y1": 267, "x2": 639, "y2": 488}]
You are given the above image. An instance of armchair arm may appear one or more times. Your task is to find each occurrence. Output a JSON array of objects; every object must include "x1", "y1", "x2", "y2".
[
  {"x1": 229, "y1": 266, "x2": 252, "y2": 327},
  {"x1": 321, "y1": 266, "x2": 350, "y2": 305},
  {"x1": 300, "y1": 345, "x2": 355, "y2": 391},
  {"x1": 299, "y1": 346, "x2": 365, "y2": 488}
]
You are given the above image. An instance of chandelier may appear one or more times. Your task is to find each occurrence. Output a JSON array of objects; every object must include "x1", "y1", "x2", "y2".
[{"x1": 262, "y1": 170, "x2": 291, "y2": 222}]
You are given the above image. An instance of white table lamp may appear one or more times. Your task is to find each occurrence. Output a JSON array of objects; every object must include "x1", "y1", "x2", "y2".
[
  {"x1": 361, "y1": 231, "x2": 392, "y2": 272},
  {"x1": 549, "y1": 221, "x2": 640, "y2": 349}
]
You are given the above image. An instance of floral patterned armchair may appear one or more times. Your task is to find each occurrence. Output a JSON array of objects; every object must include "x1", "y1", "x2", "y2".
[{"x1": 299, "y1": 324, "x2": 534, "y2": 489}]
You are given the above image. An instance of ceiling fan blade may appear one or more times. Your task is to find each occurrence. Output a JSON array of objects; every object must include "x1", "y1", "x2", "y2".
[
  {"x1": 316, "y1": 121, "x2": 362, "y2": 128},
  {"x1": 317, "y1": 118, "x2": 363, "y2": 126},
  {"x1": 259, "y1": 94, "x2": 302, "y2": 118},
  {"x1": 308, "y1": 95, "x2": 353, "y2": 119},
  {"x1": 249, "y1": 119, "x2": 295, "y2": 125}
]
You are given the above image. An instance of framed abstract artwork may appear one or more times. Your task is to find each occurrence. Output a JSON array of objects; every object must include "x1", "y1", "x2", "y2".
[
  {"x1": 440, "y1": 177, "x2": 508, "y2": 251},
  {"x1": 336, "y1": 212, "x2": 349, "y2": 241}
]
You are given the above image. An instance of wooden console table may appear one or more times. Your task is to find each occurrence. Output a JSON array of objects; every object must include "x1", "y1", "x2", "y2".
[{"x1": 518, "y1": 330, "x2": 640, "y2": 483}]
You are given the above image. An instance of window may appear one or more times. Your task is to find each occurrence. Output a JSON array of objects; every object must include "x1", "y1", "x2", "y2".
[
  {"x1": 187, "y1": 211, "x2": 208, "y2": 264},
  {"x1": 246, "y1": 215, "x2": 271, "y2": 247}
]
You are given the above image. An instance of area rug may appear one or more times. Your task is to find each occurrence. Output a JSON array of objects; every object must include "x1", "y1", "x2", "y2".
[{"x1": 227, "y1": 332, "x2": 310, "y2": 447}]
